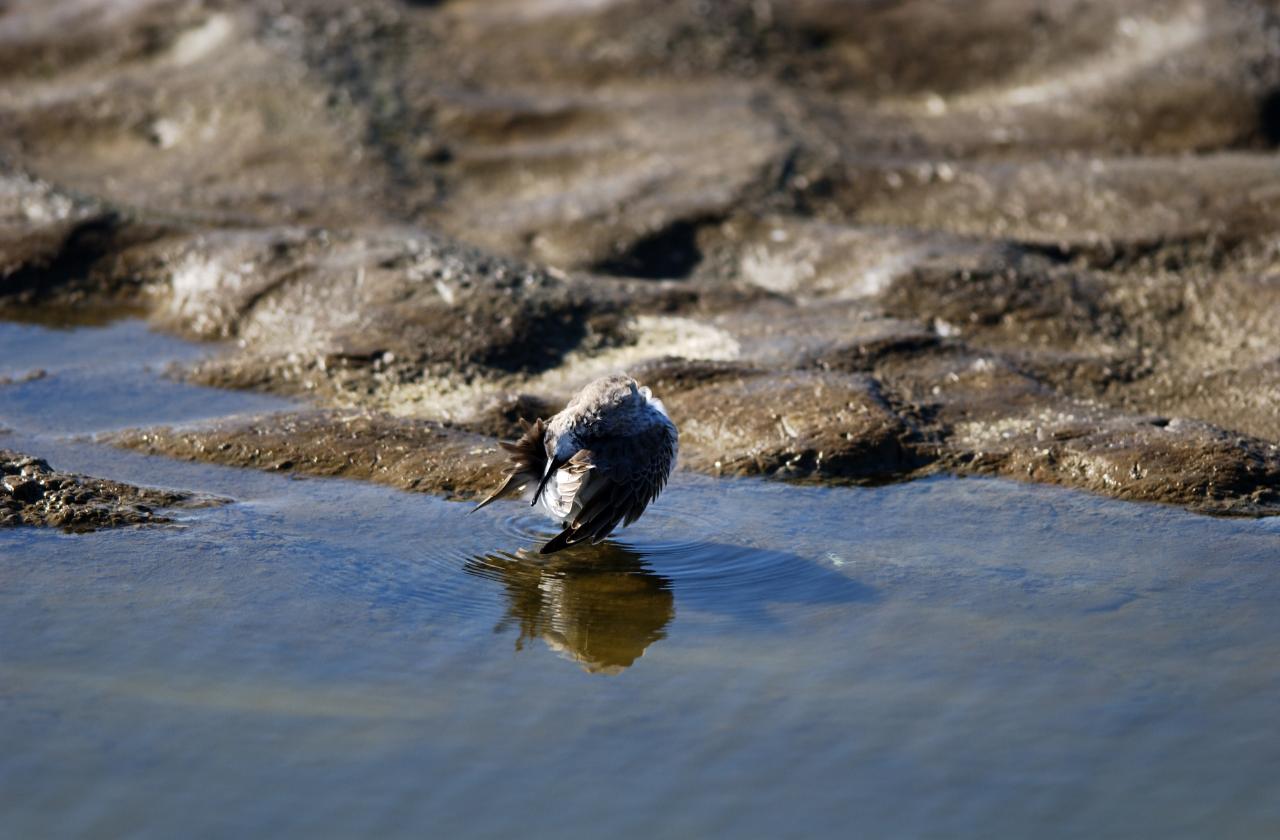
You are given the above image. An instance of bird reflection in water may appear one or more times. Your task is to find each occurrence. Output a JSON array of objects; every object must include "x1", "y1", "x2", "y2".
[{"x1": 464, "y1": 542, "x2": 674, "y2": 674}]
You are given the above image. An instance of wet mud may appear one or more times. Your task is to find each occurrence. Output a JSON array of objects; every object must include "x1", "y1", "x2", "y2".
[
  {"x1": 0, "y1": 448, "x2": 215, "y2": 531},
  {"x1": 3, "y1": 0, "x2": 1280, "y2": 515},
  {"x1": 110, "y1": 410, "x2": 508, "y2": 499}
]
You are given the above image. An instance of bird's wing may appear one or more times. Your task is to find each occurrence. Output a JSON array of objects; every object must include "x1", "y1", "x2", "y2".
[
  {"x1": 543, "y1": 450, "x2": 595, "y2": 522},
  {"x1": 540, "y1": 422, "x2": 676, "y2": 554}
]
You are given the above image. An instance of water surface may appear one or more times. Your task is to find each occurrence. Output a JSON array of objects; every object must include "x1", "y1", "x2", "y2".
[{"x1": 2, "y1": 319, "x2": 1278, "y2": 839}]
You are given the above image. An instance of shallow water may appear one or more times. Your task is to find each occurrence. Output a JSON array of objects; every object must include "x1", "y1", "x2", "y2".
[{"x1": 2, "y1": 320, "x2": 1279, "y2": 839}]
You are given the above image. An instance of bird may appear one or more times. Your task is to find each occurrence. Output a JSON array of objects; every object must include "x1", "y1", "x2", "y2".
[{"x1": 474, "y1": 374, "x2": 678, "y2": 554}]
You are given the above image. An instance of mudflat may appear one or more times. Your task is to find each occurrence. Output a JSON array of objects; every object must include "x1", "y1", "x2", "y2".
[{"x1": 2, "y1": 0, "x2": 1279, "y2": 517}]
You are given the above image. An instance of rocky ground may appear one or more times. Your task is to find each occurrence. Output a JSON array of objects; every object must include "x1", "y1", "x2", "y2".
[
  {"x1": 2, "y1": 0, "x2": 1279, "y2": 518},
  {"x1": 0, "y1": 448, "x2": 217, "y2": 531}
]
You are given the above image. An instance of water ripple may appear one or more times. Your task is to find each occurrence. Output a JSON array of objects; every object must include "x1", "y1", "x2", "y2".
[{"x1": 487, "y1": 502, "x2": 874, "y2": 627}]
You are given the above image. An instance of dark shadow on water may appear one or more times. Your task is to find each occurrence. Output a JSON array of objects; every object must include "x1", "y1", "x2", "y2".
[
  {"x1": 465, "y1": 537, "x2": 876, "y2": 673},
  {"x1": 465, "y1": 543, "x2": 675, "y2": 675}
]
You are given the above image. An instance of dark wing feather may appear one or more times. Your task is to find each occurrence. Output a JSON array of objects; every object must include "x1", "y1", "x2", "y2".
[
  {"x1": 539, "y1": 420, "x2": 676, "y2": 554},
  {"x1": 473, "y1": 418, "x2": 548, "y2": 512}
]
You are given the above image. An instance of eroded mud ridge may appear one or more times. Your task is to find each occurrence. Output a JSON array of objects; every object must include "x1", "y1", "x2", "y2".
[
  {"x1": 3, "y1": 0, "x2": 1280, "y2": 515},
  {"x1": 0, "y1": 449, "x2": 211, "y2": 531}
]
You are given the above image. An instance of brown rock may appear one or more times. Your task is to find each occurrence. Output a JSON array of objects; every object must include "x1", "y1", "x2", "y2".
[
  {"x1": 2, "y1": 0, "x2": 1279, "y2": 522},
  {"x1": 2, "y1": 475, "x2": 40, "y2": 503},
  {"x1": 664, "y1": 370, "x2": 929, "y2": 482},
  {"x1": 0, "y1": 448, "x2": 221, "y2": 532},
  {"x1": 110, "y1": 411, "x2": 510, "y2": 500}
]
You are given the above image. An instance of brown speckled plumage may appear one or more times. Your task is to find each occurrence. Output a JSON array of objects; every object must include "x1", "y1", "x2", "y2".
[{"x1": 475, "y1": 375, "x2": 678, "y2": 554}]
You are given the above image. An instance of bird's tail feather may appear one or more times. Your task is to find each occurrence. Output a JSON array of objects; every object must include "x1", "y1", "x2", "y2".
[{"x1": 472, "y1": 418, "x2": 548, "y2": 512}]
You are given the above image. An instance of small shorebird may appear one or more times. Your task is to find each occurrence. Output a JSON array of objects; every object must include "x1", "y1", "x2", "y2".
[{"x1": 475, "y1": 374, "x2": 678, "y2": 554}]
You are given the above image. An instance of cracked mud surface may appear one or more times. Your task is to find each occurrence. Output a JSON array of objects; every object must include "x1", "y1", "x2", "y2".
[{"x1": 3, "y1": 0, "x2": 1279, "y2": 515}]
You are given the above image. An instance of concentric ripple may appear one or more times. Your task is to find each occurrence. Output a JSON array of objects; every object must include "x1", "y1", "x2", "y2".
[
  {"x1": 481, "y1": 500, "x2": 873, "y2": 628},
  {"x1": 493, "y1": 507, "x2": 562, "y2": 545},
  {"x1": 293, "y1": 482, "x2": 873, "y2": 664},
  {"x1": 254, "y1": 485, "x2": 509, "y2": 622}
]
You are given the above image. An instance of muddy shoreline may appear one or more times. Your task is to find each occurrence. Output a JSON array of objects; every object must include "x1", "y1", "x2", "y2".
[
  {"x1": 3, "y1": 0, "x2": 1279, "y2": 521},
  {"x1": 0, "y1": 447, "x2": 219, "y2": 531}
]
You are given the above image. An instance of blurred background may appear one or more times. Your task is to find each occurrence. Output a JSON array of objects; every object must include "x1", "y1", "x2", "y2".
[
  {"x1": 3, "y1": 0, "x2": 1279, "y2": 261},
  {"x1": 3, "y1": 0, "x2": 1279, "y2": 509}
]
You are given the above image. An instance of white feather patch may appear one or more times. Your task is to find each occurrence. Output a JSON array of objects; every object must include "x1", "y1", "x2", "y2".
[
  {"x1": 639, "y1": 385, "x2": 669, "y2": 418},
  {"x1": 539, "y1": 464, "x2": 593, "y2": 523}
]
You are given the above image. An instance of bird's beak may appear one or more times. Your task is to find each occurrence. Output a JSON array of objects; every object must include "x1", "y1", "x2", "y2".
[{"x1": 532, "y1": 456, "x2": 568, "y2": 506}]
